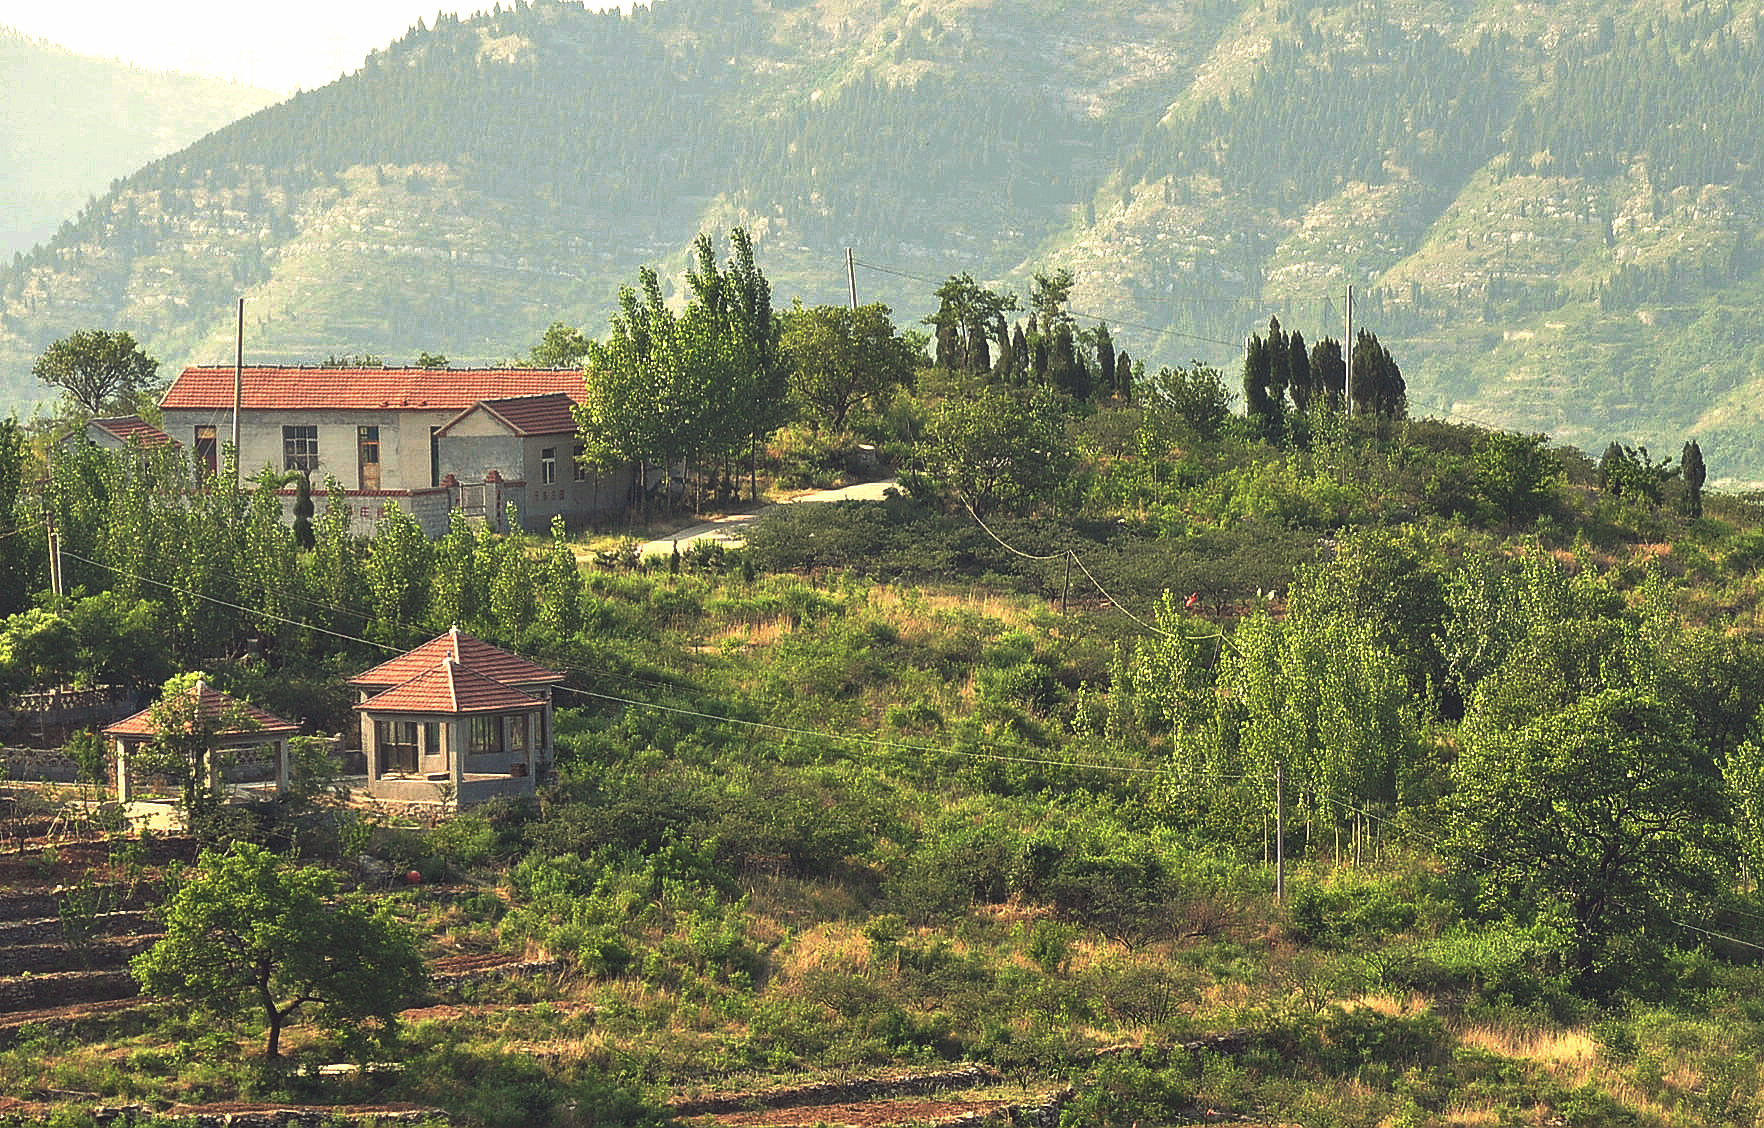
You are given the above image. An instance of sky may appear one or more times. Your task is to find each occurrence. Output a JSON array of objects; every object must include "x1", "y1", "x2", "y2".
[{"x1": 1, "y1": 1, "x2": 530, "y2": 94}]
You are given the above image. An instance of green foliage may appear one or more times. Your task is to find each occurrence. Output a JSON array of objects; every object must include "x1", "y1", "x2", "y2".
[
  {"x1": 918, "y1": 386, "x2": 1076, "y2": 516},
  {"x1": 780, "y1": 302, "x2": 920, "y2": 431},
  {"x1": 131, "y1": 843, "x2": 425, "y2": 1059},
  {"x1": 32, "y1": 329, "x2": 160, "y2": 415},
  {"x1": 1451, "y1": 690, "x2": 1725, "y2": 988}
]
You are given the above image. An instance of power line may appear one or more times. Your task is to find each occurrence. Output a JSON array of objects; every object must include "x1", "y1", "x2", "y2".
[
  {"x1": 59, "y1": 547, "x2": 1173, "y2": 781},
  {"x1": 954, "y1": 495, "x2": 1233, "y2": 650}
]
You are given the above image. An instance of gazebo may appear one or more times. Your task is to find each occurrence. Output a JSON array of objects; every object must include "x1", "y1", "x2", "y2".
[
  {"x1": 103, "y1": 679, "x2": 301, "y2": 802},
  {"x1": 351, "y1": 628, "x2": 561, "y2": 809}
]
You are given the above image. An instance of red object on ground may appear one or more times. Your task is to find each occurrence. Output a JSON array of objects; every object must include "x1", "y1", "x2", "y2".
[{"x1": 405, "y1": 870, "x2": 423, "y2": 885}]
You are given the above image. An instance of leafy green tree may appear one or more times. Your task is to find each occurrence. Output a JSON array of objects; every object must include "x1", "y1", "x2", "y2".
[
  {"x1": 1598, "y1": 442, "x2": 1676, "y2": 504},
  {"x1": 32, "y1": 329, "x2": 161, "y2": 415},
  {"x1": 779, "y1": 302, "x2": 920, "y2": 431},
  {"x1": 536, "y1": 515, "x2": 583, "y2": 637},
  {"x1": 926, "y1": 273, "x2": 1017, "y2": 374},
  {"x1": 1144, "y1": 363, "x2": 1232, "y2": 441},
  {"x1": 412, "y1": 351, "x2": 448, "y2": 368},
  {"x1": 0, "y1": 609, "x2": 78, "y2": 704},
  {"x1": 364, "y1": 505, "x2": 432, "y2": 644},
  {"x1": 1450, "y1": 690, "x2": 1723, "y2": 986},
  {"x1": 130, "y1": 843, "x2": 425, "y2": 1060},
  {"x1": 526, "y1": 321, "x2": 591, "y2": 368},
  {"x1": 291, "y1": 472, "x2": 316, "y2": 551},
  {"x1": 919, "y1": 386, "x2": 1074, "y2": 516},
  {"x1": 1473, "y1": 431, "x2": 1560, "y2": 525},
  {"x1": 130, "y1": 672, "x2": 256, "y2": 826},
  {"x1": 1028, "y1": 268, "x2": 1074, "y2": 338}
]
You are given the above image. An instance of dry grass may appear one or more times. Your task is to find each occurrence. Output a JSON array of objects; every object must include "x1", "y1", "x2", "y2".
[
  {"x1": 1456, "y1": 1022, "x2": 1597, "y2": 1073},
  {"x1": 774, "y1": 923, "x2": 872, "y2": 979}
]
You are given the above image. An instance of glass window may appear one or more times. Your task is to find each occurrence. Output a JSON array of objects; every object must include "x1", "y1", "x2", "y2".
[
  {"x1": 541, "y1": 447, "x2": 556, "y2": 485},
  {"x1": 283, "y1": 425, "x2": 319, "y2": 473},
  {"x1": 194, "y1": 426, "x2": 217, "y2": 474},
  {"x1": 573, "y1": 443, "x2": 587, "y2": 481},
  {"x1": 508, "y1": 713, "x2": 528, "y2": 752},
  {"x1": 470, "y1": 715, "x2": 501, "y2": 754}
]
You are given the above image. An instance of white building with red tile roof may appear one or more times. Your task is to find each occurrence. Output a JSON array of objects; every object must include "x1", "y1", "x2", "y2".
[
  {"x1": 353, "y1": 628, "x2": 561, "y2": 808},
  {"x1": 158, "y1": 365, "x2": 626, "y2": 535}
]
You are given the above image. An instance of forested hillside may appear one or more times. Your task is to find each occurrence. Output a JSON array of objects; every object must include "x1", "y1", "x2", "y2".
[
  {"x1": 9, "y1": 0, "x2": 1764, "y2": 478},
  {"x1": 0, "y1": 27, "x2": 274, "y2": 258}
]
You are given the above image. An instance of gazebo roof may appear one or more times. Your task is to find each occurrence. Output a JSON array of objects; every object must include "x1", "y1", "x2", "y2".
[
  {"x1": 355, "y1": 658, "x2": 545, "y2": 716},
  {"x1": 348, "y1": 627, "x2": 562, "y2": 690},
  {"x1": 103, "y1": 680, "x2": 301, "y2": 739}
]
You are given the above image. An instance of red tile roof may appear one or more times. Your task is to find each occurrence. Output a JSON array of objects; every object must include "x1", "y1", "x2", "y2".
[
  {"x1": 104, "y1": 680, "x2": 301, "y2": 738},
  {"x1": 355, "y1": 658, "x2": 544, "y2": 715},
  {"x1": 349, "y1": 628, "x2": 563, "y2": 690},
  {"x1": 436, "y1": 392, "x2": 580, "y2": 438},
  {"x1": 88, "y1": 416, "x2": 175, "y2": 449},
  {"x1": 161, "y1": 366, "x2": 586, "y2": 412}
]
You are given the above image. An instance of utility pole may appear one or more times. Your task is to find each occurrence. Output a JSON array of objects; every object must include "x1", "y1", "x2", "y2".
[
  {"x1": 1344, "y1": 283, "x2": 1353, "y2": 416},
  {"x1": 1274, "y1": 760, "x2": 1286, "y2": 905},
  {"x1": 46, "y1": 514, "x2": 62, "y2": 599},
  {"x1": 1060, "y1": 552, "x2": 1071, "y2": 615},
  {"x1": 232, "y1": 296, "x2": 244, "y2": 482},
  {"x1": 846, "y1": 248, "x2": 858, "y2": 311}
]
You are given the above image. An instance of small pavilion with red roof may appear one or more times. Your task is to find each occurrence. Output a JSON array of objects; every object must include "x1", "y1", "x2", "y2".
[
  {"x1": 103, "y1": 679, "x2": 301, "y2": 803},
  {"x1": 351, "y1": 628, "x2": 562, "y2": 808}
]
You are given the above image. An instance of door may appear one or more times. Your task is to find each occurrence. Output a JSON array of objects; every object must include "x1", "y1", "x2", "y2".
[
  {"x1": 358, "y1": 425, "x2": 381, "y2": 491},
  {"x1": 194, "y1": 426, "x2": 217, "y2": 475}
]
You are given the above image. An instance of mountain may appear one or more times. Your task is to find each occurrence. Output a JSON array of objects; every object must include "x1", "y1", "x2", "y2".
[
  {"x1": 6, "y1": 0, "x2": 1764, "y2": 482},
  {"x1": 0, "y1": 27, "x2": 277, "y2": 259}
]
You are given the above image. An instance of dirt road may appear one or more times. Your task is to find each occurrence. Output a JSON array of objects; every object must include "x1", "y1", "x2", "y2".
[{"x1": 638, "y1": 479, "x2": 898, "y2": 557}]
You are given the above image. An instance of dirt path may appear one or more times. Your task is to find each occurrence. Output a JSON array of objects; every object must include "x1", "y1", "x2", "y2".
[{"x1": 638, "y1": 479, "x2": 898, "y2": 558}]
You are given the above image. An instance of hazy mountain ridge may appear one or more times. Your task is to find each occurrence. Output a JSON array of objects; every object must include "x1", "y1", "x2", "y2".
[
  {"x1": 7, "y1": 0, "x2": 1764, "y2": 480},
  {"x1": 0, "y1": 26, "x2": 276, "y2": 260}
]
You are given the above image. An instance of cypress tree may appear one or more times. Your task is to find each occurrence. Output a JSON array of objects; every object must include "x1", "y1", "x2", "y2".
[
  {"x1": 1012, "y1": 323, "x2": 1030, "y2": 384},
  {"x1": 1287, "y1": 330, "x2": 1311, "y2": 412},
  {"x1": 1243, "y1": 333, "x2": 1274, "y2": 431},
  {"x1": 1095, "y1": 324, "x2": 1116, "y2": 400},
  {"x1": 1115, "y1": 350, "x2": 1133, "y2": 402},
  {"x1": 1682, "y1": 440, "x2": 1706, "y2": 516}
]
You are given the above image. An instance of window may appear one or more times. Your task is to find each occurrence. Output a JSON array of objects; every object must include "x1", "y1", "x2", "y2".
[
  {"x1": 470, "y1": 715, "x2": 502, "y2": 754},
  {"x1": 573, "y1": 443, "x2": 587, "y2": 481},
  {"x1": 283, "y1": 425, "x2": 318, "y2": 473},
  {"x1": 508, "y1": 713, "x2": 528, "y2": 753},
  {"x1": 358, "y1": 425, "x2": 380, "y2": 491},
  {"x1": 378, "y1": 719, "x2": 418, "y2": 774},
  {"x1": 540, "y1": 447, "x2": 556, "y2": 485}
]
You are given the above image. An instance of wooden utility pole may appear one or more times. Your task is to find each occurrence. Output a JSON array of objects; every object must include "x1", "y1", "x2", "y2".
[
  {"x1": 846, "y1": 248, "x2": 859, "y2": 311},
  {"x1": 46, "y1": 515, "x2": 62, "y2": 599},
  {"x1": 1343, "y1": 283, "x2": 1353, "y2": 416},
  {"x1": 1060, "y1": 553, "x2": 1071, "y2": 615},
  {"x1": 232, "y1": 297, "x2": 244, "y2": 481},
  {"x1": 1274, "y1": 760, "x2": 1286, "y2": 904}
]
